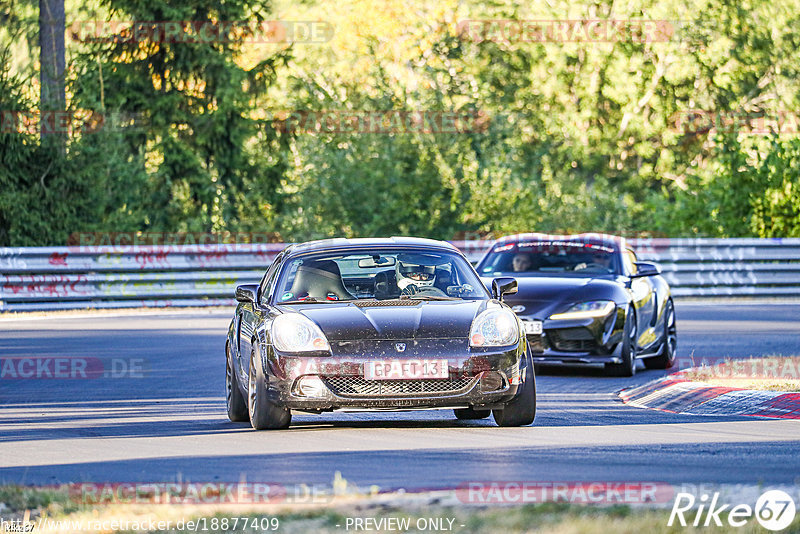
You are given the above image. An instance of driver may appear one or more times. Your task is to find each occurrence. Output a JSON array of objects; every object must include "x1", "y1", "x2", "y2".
[
  {"x1": 574, "y1": 253, "x2": 613, "y2": 272},
  {"x1": 396, "y1": 258, "x2": 436, "y2": 294},
  {"x1": 512, "y1": 253, "x2": 533, "y2": 272}
]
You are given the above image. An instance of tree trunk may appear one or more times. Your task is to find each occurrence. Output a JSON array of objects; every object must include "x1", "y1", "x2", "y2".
[{"x1": 39, "y1": 0, "x2": 65, "y2": 139}]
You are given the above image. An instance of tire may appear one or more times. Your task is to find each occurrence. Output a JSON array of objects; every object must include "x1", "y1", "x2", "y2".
[
  {"x1": 454, "y1": 407, "x2": 491, "y2": 420},
  {"x1": 606, "y1": 310, "x2": 637, "y2": 377},
  {"x1": 248, "y1": 345, "x2": 291, "y2": 430},
  {"x1": 493, "y1": 353, "x2": 536, "y2": 427},
  {"x1": 225, "y1": 343, "x2": 249, "y2": 422},
  {"x1": 644, "y1": 299, "x2": 677, "y2": 370}
]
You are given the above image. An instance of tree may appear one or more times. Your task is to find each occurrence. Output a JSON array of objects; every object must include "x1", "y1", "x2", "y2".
[{"x1": 38, "y1": 0, "x2": 65, "y2": 138}]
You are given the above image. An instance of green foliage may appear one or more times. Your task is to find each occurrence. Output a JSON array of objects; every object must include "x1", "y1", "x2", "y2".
[
  {"x1": 68, "y1": 0, "x2": 290, "y2": 233},
  {"x1": 2, "y1": 0, "x2": 800, "y2": 245}
]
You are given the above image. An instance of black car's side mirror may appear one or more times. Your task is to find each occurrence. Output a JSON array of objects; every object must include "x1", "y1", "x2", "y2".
[
  {"x1": 491, "y1": 277, "x2": 518, "y2": 301},
  {"x1": 235, "y1": 284, "x2": 259, "y2": 303},
  {"x1": 631, "y1": 262, "x2": 661, "y2": 278}
]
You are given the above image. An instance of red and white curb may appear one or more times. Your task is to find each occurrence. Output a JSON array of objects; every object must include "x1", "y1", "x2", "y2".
[{"x1": 619, "y1": 376, "x2": 800, "y2": 419}]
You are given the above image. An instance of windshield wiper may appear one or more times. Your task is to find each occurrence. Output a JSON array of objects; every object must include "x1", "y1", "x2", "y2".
[{"x1": 400, "y1": 295, "x2": 459, "y2": 301}]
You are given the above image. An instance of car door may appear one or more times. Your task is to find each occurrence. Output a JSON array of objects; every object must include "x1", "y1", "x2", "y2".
[
  {"x1": 238, "y1": 254, "x2": 283, "y2": 382},
  {"x1": 623, "y1": 249, "x2": 657, "y2": 351}
]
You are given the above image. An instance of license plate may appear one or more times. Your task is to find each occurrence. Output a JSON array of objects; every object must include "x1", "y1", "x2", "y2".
[
  {"x1": 364, "y1": 359, "x2": 449, "y2": 380},
  {"x1": 523, "y1": 320, "x2": 543, "y2": 335}
]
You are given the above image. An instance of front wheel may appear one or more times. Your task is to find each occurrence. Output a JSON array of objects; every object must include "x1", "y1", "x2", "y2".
[
  {"x1": 225, "y1": 343, "x2": 249, "y2": 422},
  {"x1": 606, "y1": 310, "x2": 637, "y2": 377},
  {"x1": 644, "y1": 299, "x2": 677, "y2": 370},
  {"x1": 493, "y1": 354, "x2": 536, "y2": 427},
  {"x1": 248, "y1": 346, "x2": 291, "y2": 430}
]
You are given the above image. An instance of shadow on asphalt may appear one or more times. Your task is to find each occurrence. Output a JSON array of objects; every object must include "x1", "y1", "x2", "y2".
[
  {"x1": 0, "y1": 394, "x2": 762, "y2": 444},
  {"x1": 2, "y1": 441, "x2": 799, "y2": 487}
]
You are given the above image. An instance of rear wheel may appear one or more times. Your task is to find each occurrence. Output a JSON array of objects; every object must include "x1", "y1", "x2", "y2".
[
  {"x1": 454, "y1": 407, "x2": 491, "y2": 420},
  {"x1": 606, "y1": 311, "x2": 637, "y2": 377},
  {"x1": 644, "y1": 299, "x2": 677, "y2": 370},
  {"x1": 225, "y1": 343, "x2": 248, "y2": 422},
  {"x1": 493, "y1": 353, "x2": 536, "y2": 427},
  {"x1": 248, "y1": 346, "x2": 291, "y2": 430}
]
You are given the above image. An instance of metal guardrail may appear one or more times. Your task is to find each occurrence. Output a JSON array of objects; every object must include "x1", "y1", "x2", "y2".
[{"x1": 1, "y1": 238, "x2": 799, "y2": 311}]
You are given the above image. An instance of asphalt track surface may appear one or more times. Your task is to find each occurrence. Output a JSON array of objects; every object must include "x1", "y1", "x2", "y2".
[{"x1": 1, "y1": 303, "x2": 799, "y2": 491}]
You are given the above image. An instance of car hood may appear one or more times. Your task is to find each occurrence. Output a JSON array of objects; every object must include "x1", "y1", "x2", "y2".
[
  {"x1": 278, "y1": 300, "x2": 488, "y2": 340},
  {"x1": 481, "y1": 275, "x2": 622, "y2": 319}
]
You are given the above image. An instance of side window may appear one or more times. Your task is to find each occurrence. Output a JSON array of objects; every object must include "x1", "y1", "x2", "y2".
[
  {"x1": 259, "y1": 254, "x2": 283, "y2": 305},
  {"x1": 623, "y1": 250, "x2": 638, "y2": 276}
]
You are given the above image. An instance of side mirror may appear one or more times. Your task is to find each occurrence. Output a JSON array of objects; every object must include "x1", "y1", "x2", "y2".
[
  {"x1": 631, "y1": 262, "x2": 661, "y2": 278},
  {"x1": 491, "y1": 277, "x2": 518, "y2": 302},
  {"x1": 235, "y1": 284, "x2": 259, "y2": 303}
]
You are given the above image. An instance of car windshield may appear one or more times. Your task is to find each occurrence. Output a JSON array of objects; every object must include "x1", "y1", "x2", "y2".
[
  {"x1": 479, "y1": 240, "x2": 621, "y2": 276},
  {"x1": 273, "y1": 248, "x2": 490, "y2": 303}
]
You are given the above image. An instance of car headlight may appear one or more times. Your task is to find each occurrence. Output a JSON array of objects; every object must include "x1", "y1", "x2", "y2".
[
  {"x1": 271, "y1": 314, "x2": 331, "y2": 353},
  {"x1": 470, "y1": 309, "x2": 519, "y2": 347},
  {"x1": 549, "y1": 300, "x2": 615, "y2": 320}
]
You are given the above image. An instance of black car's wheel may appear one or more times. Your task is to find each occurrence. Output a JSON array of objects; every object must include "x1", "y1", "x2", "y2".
[
  {"x1": 606, "y1": 310, "x2": 637, "y2": 377},
  {"x1": 644, "y1": 299, "x2": 677, "y2": 370},
  {"x1": 248, "y1": 346, "x2": 291, "y2": 430},
  {"x1": 226, "y1": 343, "x2": 248, "y2": 422},
  {"x1": 454, "y1": 407, "x2": 491, "y2": 420},
  {"x1": 493, "y1": 353, "x2": 536, "y2": 427}
]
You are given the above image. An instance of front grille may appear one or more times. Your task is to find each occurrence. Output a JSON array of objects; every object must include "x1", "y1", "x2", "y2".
[
  {"x1": 527, "y1": 334, "x2": 547, "y2": 354},
  {"x1": 323, "y1": 376, "x2": 476, "y2": 397},
  {"x1": 548, "y1": 329, "x2": 598, "y2": 352}
]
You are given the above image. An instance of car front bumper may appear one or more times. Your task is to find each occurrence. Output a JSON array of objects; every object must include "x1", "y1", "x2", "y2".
[
  {"x1": 522, "y1": 306, "x2": 626, "y2": 366},
  {"x1": 259, "y1": 338, "x2": 525, "y2": 411}
]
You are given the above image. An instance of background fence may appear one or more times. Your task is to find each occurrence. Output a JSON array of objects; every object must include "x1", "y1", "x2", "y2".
[{"x1": 1, "y1": 238, "x2": 799, "y2": 312}]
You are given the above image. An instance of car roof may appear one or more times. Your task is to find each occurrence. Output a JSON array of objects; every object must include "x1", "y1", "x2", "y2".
[
  {"x1": 491, "y1": 233, "x2": 628, "y2": 252},
  {"x1": 282, "y1": 237, "x2": 461, "y2": 258}
]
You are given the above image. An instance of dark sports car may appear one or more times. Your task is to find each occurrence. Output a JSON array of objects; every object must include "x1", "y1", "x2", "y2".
[
  {"x1": 225, "y1": 237, "x2": 536, "y2": 429},
  {"x1": 476, "y1": 233, "x2": 677, "y2": 376}
]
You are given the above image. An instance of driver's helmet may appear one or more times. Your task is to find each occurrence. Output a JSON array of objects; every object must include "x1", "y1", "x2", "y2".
[{"x1": 396, "y1": 255, "x2": 437, "y2": 290}]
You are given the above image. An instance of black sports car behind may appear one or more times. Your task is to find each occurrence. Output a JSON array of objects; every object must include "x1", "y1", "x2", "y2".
[
  {"x1": 476, "y1": 233, "x2": 677, "y2": 376},
  {"x1": 226, "y1": 237, "x2": 536, "y2": 429}
]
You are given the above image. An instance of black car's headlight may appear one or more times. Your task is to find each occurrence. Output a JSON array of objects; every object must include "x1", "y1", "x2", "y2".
[
  {"x1": 271, "y1": 314, "x2": 331, "y2": 353},
  {"x1": 549, "y1": 300, "x2": 615, "y2": 320},
  {"x1": 470, "y1": 308, "x2": 519, "y2": 347}
]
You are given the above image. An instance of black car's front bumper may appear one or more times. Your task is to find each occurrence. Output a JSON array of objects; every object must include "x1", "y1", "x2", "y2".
[
  {"x1": 259, "y1": 339, "x2": 525, "y2": 412},
  {"x1": 522, "y1": 307, "x2": 626, "y2": 366}
]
